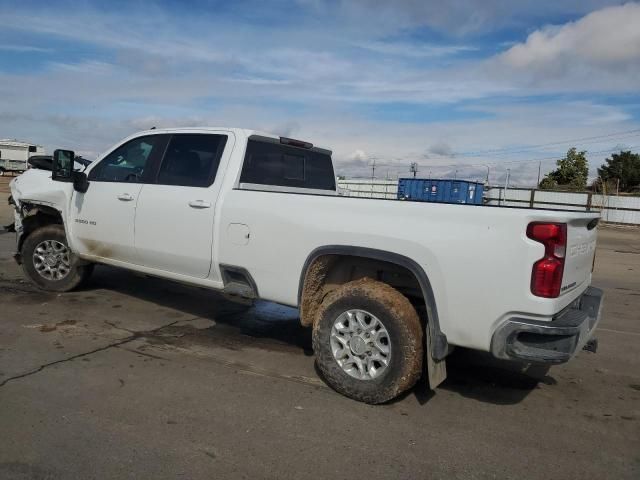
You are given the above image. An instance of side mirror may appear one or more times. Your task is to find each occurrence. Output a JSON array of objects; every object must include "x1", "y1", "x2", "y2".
[
  {"x1": 73, "y1": 172, "x2": 90, "y2": 193},
  {"x1": 52, "y1": 149, "x2": 74, "y2": 182}
]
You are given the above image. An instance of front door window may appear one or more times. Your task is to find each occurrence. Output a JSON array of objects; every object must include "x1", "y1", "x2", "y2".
[{"x1": 88, "y1": 135, "x2": 163, "y2": 183}]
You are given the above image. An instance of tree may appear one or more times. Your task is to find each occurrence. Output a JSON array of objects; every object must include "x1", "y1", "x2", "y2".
[
  {"x1": 539, "y1": 148, "x2": 588, "y2": 191},
  {"x1": 596, "y1": 150, "x2": 640, "y2": 192}
]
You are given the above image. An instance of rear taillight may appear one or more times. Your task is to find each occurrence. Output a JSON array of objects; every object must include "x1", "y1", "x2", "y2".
[{"x1": 527, "y1": 222, "x2": 567, "y2": 298}]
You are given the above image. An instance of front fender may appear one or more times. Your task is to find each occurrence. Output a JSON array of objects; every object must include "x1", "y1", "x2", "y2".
[{"x1": 10, "y1": 170, "x2": 75, "y2": 255}]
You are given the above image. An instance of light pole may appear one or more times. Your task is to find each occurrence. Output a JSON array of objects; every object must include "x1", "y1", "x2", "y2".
[
  {"x1": 502, "y1": 168, "x2": 511, "y2": 205},
  {"x1": 499, "y1": 168, "x2": 511, "y2": 206},
  {"x1": 483, "y1": 165, "x2": 490, "y2": 185}
]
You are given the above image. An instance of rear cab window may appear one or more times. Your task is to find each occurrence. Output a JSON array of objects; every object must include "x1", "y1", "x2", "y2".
[{"x1": 239, "y1": 136, "x2": 336, "y2": 192}]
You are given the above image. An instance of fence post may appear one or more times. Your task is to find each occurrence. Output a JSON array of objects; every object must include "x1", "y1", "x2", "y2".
[
  {"x1": 529, "y1": 189, "x2": 536, "y2": 208},
  {"x1": 586, "y1": 193, "x2": 592, "y2": 212}
]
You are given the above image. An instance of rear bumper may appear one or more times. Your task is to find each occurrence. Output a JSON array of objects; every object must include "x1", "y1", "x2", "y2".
[{"x1": 491, "y1": 287, "x2": 603, "y2": 364}]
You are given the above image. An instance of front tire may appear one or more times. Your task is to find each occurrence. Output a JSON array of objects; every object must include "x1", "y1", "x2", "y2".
[
  {"x1": 313, "y1": 278, "x2": 423, "y2": 404},
  {"x1": 21, "y1": 225, "x2": 94, "y2": 292}
]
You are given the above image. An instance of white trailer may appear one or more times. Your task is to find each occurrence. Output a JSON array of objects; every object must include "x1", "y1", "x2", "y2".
[{"x1": 0, "y1": 140, "x2": 45, "y2": 175}]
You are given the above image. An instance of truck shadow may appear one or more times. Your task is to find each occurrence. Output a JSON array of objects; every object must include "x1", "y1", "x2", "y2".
[
  {"x1": 90, "y1": 266, "x2": 554, "y2": 405},
  {"x1": 89, "y1": 266, "x2": 314, "y2": 356},
  {"x1": 424, "y1": 349, "x2": 555, "y2": 405},
  {"x1": 386, "y1": 349, "x2": 555, "y2": 406}
]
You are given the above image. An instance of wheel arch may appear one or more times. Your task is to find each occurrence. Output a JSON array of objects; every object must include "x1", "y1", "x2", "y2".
[
  {"x1": 298, "y1": 245, "x2": 448, "y2": 360},
  {"x1": 16, "y1": 202, "x2": 65, "y2": 261}
]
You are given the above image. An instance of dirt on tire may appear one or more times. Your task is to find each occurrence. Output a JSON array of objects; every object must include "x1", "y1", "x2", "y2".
[{"x1": 312, "y1": 278, "x2": 423, "y2": 404}]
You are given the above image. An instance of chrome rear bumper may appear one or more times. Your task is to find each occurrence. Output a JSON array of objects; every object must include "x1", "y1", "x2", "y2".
[{"x1": 491, "y1": 287, "x2": 603, "y2": 364}]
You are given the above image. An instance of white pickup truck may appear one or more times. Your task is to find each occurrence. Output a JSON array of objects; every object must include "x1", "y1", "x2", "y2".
[{"x1": 8, "y1": 127, "x2": 603, "y2": 403}]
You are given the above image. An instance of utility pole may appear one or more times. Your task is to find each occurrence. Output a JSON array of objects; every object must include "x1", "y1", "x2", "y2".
[
  {"x1": 484, "y1": 165, "x2": 490, "y2": 185},
  {"x1": 616, "y1": 178, "x2": 620, "y2": 218},
  {"x1": 370, "y1": 158, "x2": 376, "y2": 182},
  {"x1": 536, "y1": 161, "x2": 542, "y2": 187},
  {"x1": 454, "y1": 169, "x2": 458, "y2": 180},
  {"x1": 499, "y1": 168, "x2": 511, "y2": 206},
  {"x1": 410, "y1": 162, "x2": 418, "y2": 178}
]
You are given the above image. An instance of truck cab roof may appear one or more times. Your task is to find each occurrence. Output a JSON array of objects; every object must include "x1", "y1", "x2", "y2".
[{"x1": 132, "y1": 127, "x2": 331, "y2": 154}]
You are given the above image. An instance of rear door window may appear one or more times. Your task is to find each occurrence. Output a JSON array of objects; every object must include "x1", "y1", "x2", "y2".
[
  {"x1": 157, "y1": 134, "x2": 228, "y2": 187},
  {"x1": 240, "y1": 139, "x2": 335, "y2": 191}
]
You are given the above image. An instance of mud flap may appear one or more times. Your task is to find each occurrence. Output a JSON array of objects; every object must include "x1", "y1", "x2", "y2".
[{"x1": 425, "y1": 325, "x2": 447, "y2": 389}]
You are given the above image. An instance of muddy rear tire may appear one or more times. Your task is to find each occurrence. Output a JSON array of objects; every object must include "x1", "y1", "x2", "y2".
[
  {"x1": 312, "y1": 278, "x2": 423, "y2": 404},
  {"x1": 21, "y1": 224, "x2": 94, "y2": 292}
]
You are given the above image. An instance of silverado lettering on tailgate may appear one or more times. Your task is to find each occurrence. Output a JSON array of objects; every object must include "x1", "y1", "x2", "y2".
[{"x1": 569, "y1": 241, "x2": 596, "y2": 257}]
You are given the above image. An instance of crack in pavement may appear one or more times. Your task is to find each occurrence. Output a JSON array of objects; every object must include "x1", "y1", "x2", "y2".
[
  {"x1": 1, "y1": 313, "x2": 325, "y2": 392},
  {"x1": 103, "y1": 315, "x2": 203, "y2": 335},
  {"x1": 116, "y1": 345, "x2": 168, "y2": 360},
  {"x1": 0, "y1": 319, "x2": 181, "y2": 389}
]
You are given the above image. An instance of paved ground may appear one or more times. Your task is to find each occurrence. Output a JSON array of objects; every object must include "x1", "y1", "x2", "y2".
[{"x1": 0, "y1": 176, "x2": 639, "y2": 479}]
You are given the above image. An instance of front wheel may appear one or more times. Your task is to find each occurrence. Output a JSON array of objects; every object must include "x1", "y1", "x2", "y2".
[
  {"x1": 313, "y1": 278, "x2": 423, "y2": 404},
  {"x1": 21, "y1": 224, "x2": 94, "y2": 292}
]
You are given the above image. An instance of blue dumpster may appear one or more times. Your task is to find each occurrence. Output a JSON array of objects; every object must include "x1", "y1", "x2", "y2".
[{"x1": 397, "y1": 178, "x2": 484, "y2": 205}]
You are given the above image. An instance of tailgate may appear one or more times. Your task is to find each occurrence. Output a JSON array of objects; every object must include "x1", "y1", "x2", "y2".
[{"x1": 562, "y1": 217, "x2": 598, "y2": 296}]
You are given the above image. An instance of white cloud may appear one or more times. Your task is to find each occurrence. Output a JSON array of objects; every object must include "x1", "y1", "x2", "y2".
[
  {"x1": 500, "y1": 3, "x2": 640, "y2": 76},
  {"x1": 0, "y1": 44, "x2": 51, "y2": 53},
  {"x1": 357, "y1": 41, "x2": 476, "y2": 58},
  {"x1": 347, "y1": 150, "x2": 369, "y2": 162}
]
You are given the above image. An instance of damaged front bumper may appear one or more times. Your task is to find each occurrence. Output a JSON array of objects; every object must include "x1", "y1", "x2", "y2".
[
  {"x1": 5, "y1": 194, "x2": 23, "y2": 264},
  {"x1": 491, "y1": 287, "x2": 603, "y2": 364}
]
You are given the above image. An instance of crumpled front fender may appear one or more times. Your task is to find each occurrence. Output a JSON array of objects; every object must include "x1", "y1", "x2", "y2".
[
  {"x1": 9, "y1": 169, "x2": 74, "y2": 262},
  {"x1": 10, "y1": 168, "x2": 70, "y2": 211}
]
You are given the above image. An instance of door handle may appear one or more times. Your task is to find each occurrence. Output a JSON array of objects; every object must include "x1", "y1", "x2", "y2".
[
  {"x1": 188, "y1": 200, "x2": 212, "y2": 209},
  {"x1": 117, "y1": 193, "x2": 134, "y2": 201}
]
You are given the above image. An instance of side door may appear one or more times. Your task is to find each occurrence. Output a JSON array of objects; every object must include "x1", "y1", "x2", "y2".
[
  {"x1": 134, "y1": 133, "x2": 231, "y2": 278},
  {"x1": 69, "y1": 134, "x2": 169, "y2": 264}
]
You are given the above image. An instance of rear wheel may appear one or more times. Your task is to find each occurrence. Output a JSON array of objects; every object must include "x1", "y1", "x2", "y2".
[
  {"x1": 21, "y1": 225, "x2": 94, "y2": 292},
  {"x1": 313, "y1": 278, "x2": 423, "y2": 404}
]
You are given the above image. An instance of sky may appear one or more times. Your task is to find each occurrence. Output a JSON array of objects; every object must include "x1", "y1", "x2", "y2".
[{"x1": 0, "y1": 0, "x2": 639, "y2": 185}]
